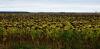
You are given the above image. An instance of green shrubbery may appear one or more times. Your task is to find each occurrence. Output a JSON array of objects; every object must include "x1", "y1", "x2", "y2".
[{"x1": 0, "y1": 13, "x2": 100, "y2": 49}]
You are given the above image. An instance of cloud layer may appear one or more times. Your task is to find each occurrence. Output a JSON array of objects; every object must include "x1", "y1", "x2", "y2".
[{"x1": 0, "y1": 0, "x2": 100, "y2": 12}]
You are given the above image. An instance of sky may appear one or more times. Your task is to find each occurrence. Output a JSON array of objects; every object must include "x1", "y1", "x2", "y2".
[{"x1": 0, "y1": 0, "x2": 100, "y2": 12}]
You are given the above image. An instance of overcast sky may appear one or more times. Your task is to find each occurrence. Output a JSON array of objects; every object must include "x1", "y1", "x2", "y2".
[{"x1": 0, "y1": 0, "x2": 100, "y2": 12}]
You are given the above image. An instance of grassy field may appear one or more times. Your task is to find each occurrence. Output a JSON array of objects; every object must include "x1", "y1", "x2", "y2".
[{"x1": 0, "y1": 12, "x2": 100, "y2": 49}]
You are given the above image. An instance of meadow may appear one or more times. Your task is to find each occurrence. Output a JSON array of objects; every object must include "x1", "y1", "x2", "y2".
[{"x1": 0, "y1": 12, "x2": 100, "y2": 49}]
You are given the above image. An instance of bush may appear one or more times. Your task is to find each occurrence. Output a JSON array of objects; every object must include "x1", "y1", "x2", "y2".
[{"x1": 0, "y1": 27, "x2": 4, "y2": 35}]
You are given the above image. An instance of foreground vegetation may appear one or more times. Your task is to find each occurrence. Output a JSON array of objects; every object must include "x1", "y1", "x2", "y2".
[{"x1": 0, "y1": 12, "x2": 100, "y2": 49}]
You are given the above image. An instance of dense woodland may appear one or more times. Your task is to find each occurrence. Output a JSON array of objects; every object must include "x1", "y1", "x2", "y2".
[{"x1": 0, "y1": 12, "x2": 100, "y2": 49}]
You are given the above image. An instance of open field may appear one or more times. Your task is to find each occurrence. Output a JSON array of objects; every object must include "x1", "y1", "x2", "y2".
[{"x1": 0, "y1": 12, "x2": 100, "y2": 49}]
